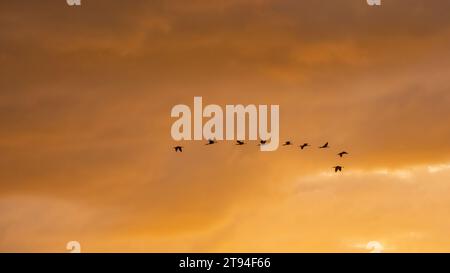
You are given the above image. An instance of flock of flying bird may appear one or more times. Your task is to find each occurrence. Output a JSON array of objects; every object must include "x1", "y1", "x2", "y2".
[{"x1": 173, "y1": 140, "x2": 349, "y2": 173}]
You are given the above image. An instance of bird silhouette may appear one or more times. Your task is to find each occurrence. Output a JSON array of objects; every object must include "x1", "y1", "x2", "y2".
[
  {"x1": 333, "y1": 166, "x2": 343, "y2": 172},
  {"x1": 258, "y1": 140, "x2": 267, "y2": 146},
  {"x1": 319, "y1": 142, "x2": 329, "y2": 149},
  {"x1": 299, "y1": 143, "x2": 310, "y2": 150},
  {"x1": 205, "y1": 139, "x2": 217, "y2": 145},
  {"x1": 283, "y1": 141, "x2": 293, "y2": 146},
  {"x1": 338, "y1": 151, "x2": 348, "y2": 158},
  {"x1": 174, "y1": 146, "x2": 183, "y2": 152},
  {"x1": 236, "y1": 140, "x2": 245, "y2": 145}
]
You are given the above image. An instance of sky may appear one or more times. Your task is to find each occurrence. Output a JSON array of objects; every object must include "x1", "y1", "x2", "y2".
[{"x1": 1, "y1": 0, "x2": 450, "y2": 252}]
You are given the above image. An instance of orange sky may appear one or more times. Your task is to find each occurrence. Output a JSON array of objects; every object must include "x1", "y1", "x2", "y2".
[{"x1": 1, "y1": 0, "x2": 450, "y2": 252}]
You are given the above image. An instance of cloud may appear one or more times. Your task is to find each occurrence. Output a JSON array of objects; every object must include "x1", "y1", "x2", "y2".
[{"x1": 1, "y1": 0, "x2": 450, "y2": 252}]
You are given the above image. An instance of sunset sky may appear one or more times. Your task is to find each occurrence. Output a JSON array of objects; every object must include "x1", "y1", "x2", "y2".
[{"x1": 1, "y1": 0, "x2": 450, "y2": 252}]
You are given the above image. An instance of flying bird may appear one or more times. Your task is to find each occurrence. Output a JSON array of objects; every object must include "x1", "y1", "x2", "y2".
[
  {"x1": 338, "y1": 151, "x2": 348, "y2": 158},
  {"x1": 236, "y1": 140, "x2": 245, "y2": 145},
  {"x1": 205, "y1": 139, "x2": 217, "y2": 145},
  {"x1": 258, "y1": 140, "x2": 267, "y2": 146},
  {"x1": 174, "y1": 146, "x2": 183, "y2": 152},
  {"x1": 333, "y1": 166, "x2": 343, "y2": 172},
  {"x1": 283, "y1": 141, "x2": 293, "y2": 146},
  {"x1": 319, "y1": 142, "x2": 329, "y2": 149},
  {"x1": 299, "y1": 143, "x2": 310, "y2": 150}
]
